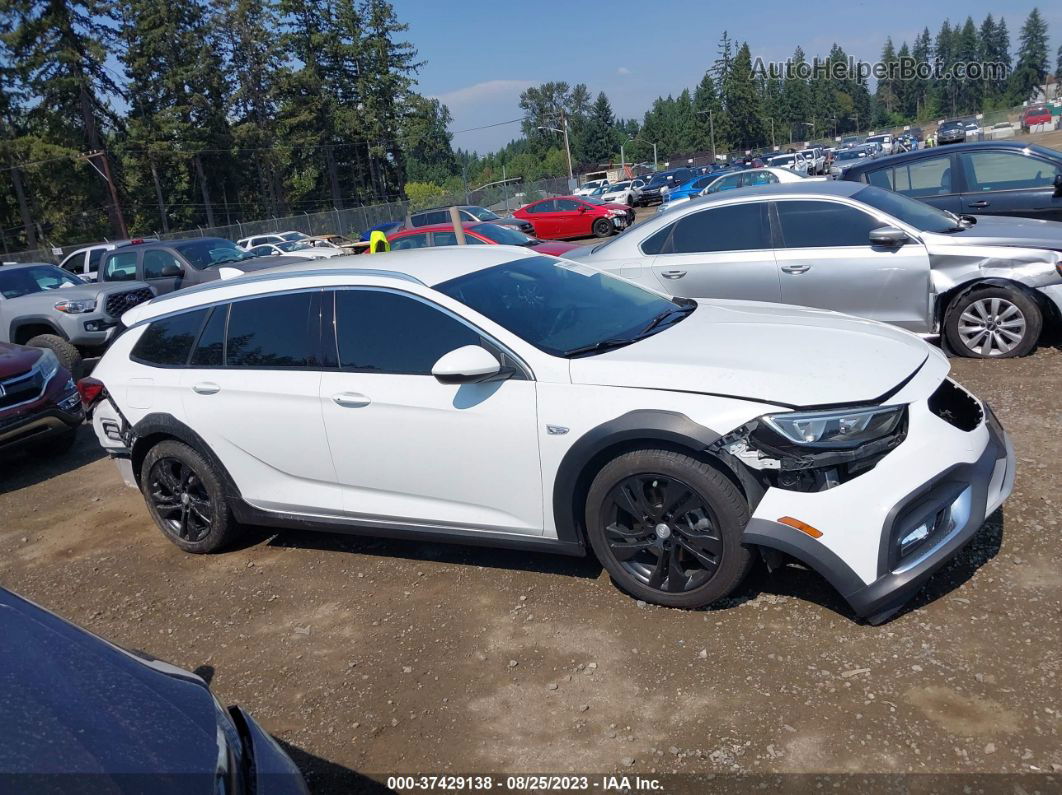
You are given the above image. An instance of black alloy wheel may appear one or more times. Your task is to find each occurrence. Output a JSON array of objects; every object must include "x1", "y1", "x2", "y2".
[
  {"x1": 603, "y1": 473, "x2": 723, "y2": 593},
  {"x1": 148, "y1": 457, "x2": 215, "y2": 543}
]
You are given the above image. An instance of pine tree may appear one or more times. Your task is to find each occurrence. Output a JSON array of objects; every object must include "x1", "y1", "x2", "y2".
[
  {"x1": 578, "y1": 92, "x2": 618, "y2": 166},
  {"x1": 781, "y1": 46, "x2": 812, "y2": 142},
  {"x1": 722, "y1": 43, "x2": 767, "y2": 150},
  {"x1": 1009, "y1": 8, "x2": 1050, "y2": 103},
  {"x1": 3, "y1": 0, "x2": 127, "y2": 238},
  {"x1": 955, "y1": 17, "x2": 981, "y2": 114},
  {"x1": 932, "y1": 20, "x2": 958, "y2": 116},
  {"x1": 911, "y1": 28, "x2": 933, "y2": 118},
  {"x1": 992, "y1": 18, "x2": 1013, "y2": 100},
  {"x1": 692, "y1": 70, "x2": 724, "y2": 156}
]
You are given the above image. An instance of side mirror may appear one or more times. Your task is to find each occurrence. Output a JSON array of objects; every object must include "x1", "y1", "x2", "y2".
[
  {"x1": 1054, "y1": 173, "x2": 1062, "y2": 196},
  {"x1": 869, "y1": 226, "x2": 908, "y2": 247},
  {"x1": 431, "y1": 345, "x2": 503, "y2": 384},
  {"x1": 160, "y1": 263, "x2": 183, "y2": 277},
  {"x1": 578, "y1": 205, "x2": 587, "y2": 213}
]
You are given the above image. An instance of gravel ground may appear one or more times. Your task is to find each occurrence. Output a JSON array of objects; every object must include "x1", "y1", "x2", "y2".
[{"x1": 1, "y1": 219, "x2": 1061, "y2": 793}]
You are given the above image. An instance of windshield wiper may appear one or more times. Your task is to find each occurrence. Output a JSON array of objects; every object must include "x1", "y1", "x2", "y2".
[
  {"x1": 638, "y1": 304, "x2": 694, "y2": 336},
  {"x1": 562, "y1": 338, "x2": 639, "y2": 357}
]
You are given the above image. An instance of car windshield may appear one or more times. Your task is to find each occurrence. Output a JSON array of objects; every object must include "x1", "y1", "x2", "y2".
[
  {"x1": 582, "y1": 197, "x2": 606, "y2": 205},
  {"x1": 173, "y1": 240, "x2": 252, "y2": 268},
  {"x1": 472, "y1": 223, "x2": 535, "y2": 245},
  {"x1": 469, "y1": 207, "x2": 500, "y2": 221},
  {"x1": 279, "y1": 232, "x2": 306, "y2": 242},
  {"x1": 854, "y1": 185, "x2": 963, "y2": 233},
  {"x1": 836, "y1": 150, "x2": 866, "y2": 160},
  {"x1": 646, "y1": 175, "x2": 671, "y2": 187},
  {"x1": 940, "y1": 121, "x2": 963, "y2": 130},
  {"x1": 0, "y1": 265, "x2": 84, "y2": 298},
  {"x1": 435, "y1": 256, "x2": 693, "y2": 357},
  {"x1": 276, "y1": 240, "x2": 312, "y2": 252},
  {"x1": 609, "y1": 182, "x2": 630, "y2": 191},
  {"x1": 770, "y1": 155, "x2": 795, "y2": 165}
]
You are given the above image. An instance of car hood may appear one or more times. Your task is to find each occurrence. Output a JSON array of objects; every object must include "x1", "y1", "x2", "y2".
[
  {"x1": 0, "y1": 341, "x2": 42, "y2": 378},
  {"x1": 925, "y1": 213, "x2": 1062, "y2": 249},
  {"x1": 16, "y1": 280, "x2": 153, "y2": 302},
  {"x1": 0, "y1": 588, "x2": 218, "y2": 784},
  {"x1": 568, "y1": 300, "x2": 930, "y2": 407}
]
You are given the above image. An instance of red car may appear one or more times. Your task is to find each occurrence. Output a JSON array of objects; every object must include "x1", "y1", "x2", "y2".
[
  {"x1": 0, "y1": 341, "x2": 82, "y2": 456},
  {"x1": 1021, "y1": 105, "x2": 1053, "y2": 132},
  {"x1": 513, "y1": 196, "x2": 634, "y2": 240},
  {"x1": 387, "y1": 221, "x2": 581, "y2": 256}
]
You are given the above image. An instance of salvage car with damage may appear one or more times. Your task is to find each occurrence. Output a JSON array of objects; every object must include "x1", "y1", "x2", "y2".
[{"x1": 83, "y1": 248, "x2": 1013, "y2": 624}]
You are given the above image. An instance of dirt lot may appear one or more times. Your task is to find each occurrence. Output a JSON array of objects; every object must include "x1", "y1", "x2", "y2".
[{"x1": 3, "y1": 195, "x2": 1062, "y2": 795}]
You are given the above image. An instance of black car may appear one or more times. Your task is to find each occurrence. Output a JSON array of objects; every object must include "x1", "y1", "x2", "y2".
[
  {"x1": 936, "y1": 119, "x2": 967, "y2": 145},
  {"x1": 837, "y1": 141, "x2": 1062, "y2": 222},
  {"x1": 0, "y1": 587, "x2": 307, "y2": 793},
  {"x1": 407, "y1": 205, "x2": 534, "y2": 236},
  {"x1": 638, "y1": 168, "x2": 694, "y2": 205}
]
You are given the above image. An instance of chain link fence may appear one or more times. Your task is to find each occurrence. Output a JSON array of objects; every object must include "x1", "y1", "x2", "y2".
[{"x1": 1, "y1": 175, "x2": 575, "y2": 265}]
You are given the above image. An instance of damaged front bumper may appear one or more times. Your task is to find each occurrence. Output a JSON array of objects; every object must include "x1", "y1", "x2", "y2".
[{"x1": 742, "y1": 378, "x2": 1014, "y2": 623}]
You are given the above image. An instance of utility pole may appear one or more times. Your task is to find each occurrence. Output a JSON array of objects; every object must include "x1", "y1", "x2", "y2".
[
  {"x1": 81, "y1": 150, "x2": 128, "y2": 239},
  {"x1": 539, "y1": 113, "x2": 574, "y2": 187}
]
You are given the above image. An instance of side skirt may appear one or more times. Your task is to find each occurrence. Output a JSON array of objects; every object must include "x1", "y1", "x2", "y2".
[{"x1": 230, "y1": 499, "x2": 588, "y2": 558}]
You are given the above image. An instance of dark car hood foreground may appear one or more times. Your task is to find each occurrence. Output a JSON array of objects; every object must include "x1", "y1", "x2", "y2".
[
  {"x1": 0, "y1": 342, "x2": 43, "y2": 379},
  {"x1": 0, "y1": 589, "x2": 218, "y2": 787}
]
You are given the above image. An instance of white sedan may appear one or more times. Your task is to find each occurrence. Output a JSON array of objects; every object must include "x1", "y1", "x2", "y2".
[
  {"x1": 600, "y1": 181, "x2": 639, "y2": 206},
  {"x1": 246, "y1": 241, "x2": 343, "y2": 260},
  {"x1": 86, "y1": 247, "x2": 1013, "y2": 623}
]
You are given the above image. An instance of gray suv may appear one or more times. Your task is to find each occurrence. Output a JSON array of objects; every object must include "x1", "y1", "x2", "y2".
[
  {"x1": 0, "y1": 263, "x2": 154, "y2": 376},
  {"x1": 99, "y1": 238, "x2": 300, "y2": 295}
]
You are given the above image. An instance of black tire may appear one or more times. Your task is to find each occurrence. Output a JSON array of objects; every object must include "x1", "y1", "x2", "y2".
[
  {"x1": 585, "y1": 449, "x2": 754, "y2": 609},
  {"x1": 34, "y1": 427, "x2": 78, "y2": 457},
  {"x1": 26, "y1": 334, "x2": 82, "y2": 378},
  {"x1": 592, "y1": 218, "x2": 614, "y2": 238},
  {"x1": 140, "y1": 440, "x2": 243, "y2": 553},
  {"x1": 944, "y1": 285, "x2": 1042, "y2": 359}
]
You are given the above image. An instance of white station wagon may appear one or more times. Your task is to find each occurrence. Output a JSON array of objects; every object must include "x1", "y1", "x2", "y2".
[{"x1": 82, "y1": 247, "x2": 1014, "y2": 623}]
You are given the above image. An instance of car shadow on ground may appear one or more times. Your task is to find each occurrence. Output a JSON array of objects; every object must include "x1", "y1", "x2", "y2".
[
  {"x1": 258, "y1": 527, "x2": 604, "y2": 581},
  {"x1": 0, "y1": 428, "x2": 104, "y2": 497},
  {"x1": 273, "y1": 737, "x2": 394, "y2": 794}
]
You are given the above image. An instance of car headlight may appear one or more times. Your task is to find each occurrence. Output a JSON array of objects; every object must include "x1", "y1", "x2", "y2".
[
  {"x1": 54, "y1": 298, "x2": 96, "y2": 314},
  {"x1": 760, "y1": 405, "x2": 905, "y2": 449},
  {"x1": 35, "y1": 348, "x2": 60, "y2": 382}
]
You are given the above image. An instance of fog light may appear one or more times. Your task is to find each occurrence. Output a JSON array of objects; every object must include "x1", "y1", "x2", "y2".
[{"x1": 899, "y1": 522, "x2": 931, "y2": 553}]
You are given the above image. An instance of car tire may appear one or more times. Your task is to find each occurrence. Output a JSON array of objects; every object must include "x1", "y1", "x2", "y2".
[
  {"x1": 585, "y1": 448, "x2": 754, "y2": 609},
  {"x1": 140, "y1": 440, "x2": 243, "y2": 553},
  {"x1": 592, "y1": 218, "x2": 614, "y2": 238},
  {"x1": 26, "y1": 334, "x2": 82, "y2": 379},
  {"x1": 944, "y1": 286, "x2": 1042, "y2": 359}
]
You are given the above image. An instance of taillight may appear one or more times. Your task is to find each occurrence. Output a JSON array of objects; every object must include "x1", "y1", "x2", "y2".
[{"x1": 77, "y1": 377, "x2": 105, "y2": 410}]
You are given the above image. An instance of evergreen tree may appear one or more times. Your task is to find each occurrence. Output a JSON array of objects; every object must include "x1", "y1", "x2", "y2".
[
  {"x1": 1009, "y1": 8, "x2": 1050, "y2": 103},
  {"x1": 692, "y1": 70, "x2": 724, "y2": 156},
  {"x1": 875, "y1": 38, "x2": 898, "y2": 122},
  {"x1": 932, "y1": 20, "x2": 958, "y2": 116},
  {"x1": 911, "y1": 28, "x2": 933, "y2": 118},
  {"x1": 721, "y1": 43, "x2": 766, "y2": 150},
  {"x1": 402, "y1": 96, "x2": 456, "y2": 185},
  {"x1": 992, "y1": 18, "x2": 1013, "y2": 100},
  {"x1": 579, "y1": 92, "x2": 618, "y2": 165},
  {"x1": 955, "y1": 17, "x2": 981, "y2": 114},
  {"x1": 781, "y1": 46, "x2": 812, "y2": 142}
]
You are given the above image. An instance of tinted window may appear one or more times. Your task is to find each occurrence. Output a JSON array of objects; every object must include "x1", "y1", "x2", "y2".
[
  {"x1": 172, "y1": 240, "x2": 249, "y2": 269},
  {"x1": 131, "y1": 309, "x2": 208, "y2": 366},
  {"x1": 867, "y1": 156, "x2": 952, "y2": 196},
  {"x1": 391, "y1": 233, "x2": 429, "y2": 250},
  {"x1": 0, "y1": 266, "x2": 83, "y2": 298},
  {"x1": 434, "y1": 231, "x2": 485, "y2": 246},
  {"x1": 525, "y1": 200, "x2": 555, "y2": 214},
  {"x1": 775, "y1": 201, "x2": 882, "y2": 247},
  {"x1": 226, "y1": 292, "x2": 315, "y2": 367},
  {"x1": 639, "y1": 224, "x2": 674, "y2": 255},
  {"x1": 248, "y1": 245, "x2": 275, "y2": 257},
  {"x1": 335, "y1": 290, "x2": 481, "y2": 375},
  {"x1": 190, "y1": 305, "x2": 227, "y2": 366},
  {"x1": 669, "y1": 203, "x2": 769, "y2": 253},
  {"x1": 472, "y1": 224, "x2": 533, "y2": 245},
  {"x1": 959, "y1": 151, "x2": 1062, "y2": 192},
  {"x1": 744, "y1": 171, "x2": 778, "y2": 187},
  {"x1": 87, "y1": 248, "x2": 104, "y2": 274},
  {"x1": 104, "y1": 251, "x2": 138, "y2": 281},
  {"x1": 61, "y1": 252, "x2": 85, "y2": 274},
  {"x1": 706, "y1": 174, "x2": 743, "y2": 193},
  {"x1": 555, "y1": 199, "x2": 581, "y2": 212},
  {"x1": 143, "y1": 249, "x2": 183, "y2": 279}
]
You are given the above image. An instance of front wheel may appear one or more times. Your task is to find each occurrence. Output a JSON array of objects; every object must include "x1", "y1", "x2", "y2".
[
  {"x1": 585, "y1": 449, "x2": 754, "y2": 608},
  {"x1": 944, "y1": 286, "x2": 1042, "y2": 358},
  {"x1": 592, "y1": 218, "x2": 614, "y2": 238}
]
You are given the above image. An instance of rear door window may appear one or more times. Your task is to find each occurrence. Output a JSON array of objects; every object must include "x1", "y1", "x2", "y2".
[
  {"x1": 391, "y1": 233, "x2": 429, "y2": 250},
  {"x1": 958, "y1": 151, "x2": 1062, "y2": 191},
  {"x1": 226, "y1": 292, "x2": 317, "y2": 368},
  {"x1": 775, "y1": 200, "x2": 882, "y2": 248},
  {"x1": 60, "y1": 251, "x2": 85, "y2": 275},
  {"x1": 667, "y1": 203, "x2": 770, "y2": 253},
  {"x1": 143, "y1": 249, "x2": 184, "y2": 279},
  {"x1": 867, "y1": 156, "x2": 952, "y2": 197}
]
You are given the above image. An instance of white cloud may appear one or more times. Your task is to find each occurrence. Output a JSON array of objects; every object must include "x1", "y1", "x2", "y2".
[
  {"x1": 617, "y1": 66, "x2": 632, "y2": 76},
  {"x1": 431, "y1": 79, "x2": 537, "y2": 110}
]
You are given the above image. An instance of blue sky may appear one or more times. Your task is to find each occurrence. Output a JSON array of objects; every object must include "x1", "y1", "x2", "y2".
[{"x1": 400, "y1": 0, "x2": 1062, "y2": 154}]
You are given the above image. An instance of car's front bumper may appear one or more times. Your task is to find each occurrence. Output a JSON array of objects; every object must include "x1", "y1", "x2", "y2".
[
  {"x1": 0, "y1": 404, "x2": 83, "y2": 451},
  {"x1": 744, "y1": 377, "x2": 1014, "y2": 624}
]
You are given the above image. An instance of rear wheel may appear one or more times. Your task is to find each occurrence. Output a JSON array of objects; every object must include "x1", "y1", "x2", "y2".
[
  {"x1": 585, "y1": 449, "x2": 754, "y2": 608},
  {"x1": 141, "y1": 440, "x2": 242, "y2": 553},
  {"x1": 26, "y1": 334, "x2": 82, "y2": 378},
  {"x1": 592, "y1": 218, "x2": 613, "y2": 238},
  {"x1": 945, "y1": 286, "x2": 1041, "y2": 358}
]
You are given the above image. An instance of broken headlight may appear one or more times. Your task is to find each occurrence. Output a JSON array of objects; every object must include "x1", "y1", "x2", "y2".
[{"x1": 761, "y1": 405, "x2": 905, "y2": 449}]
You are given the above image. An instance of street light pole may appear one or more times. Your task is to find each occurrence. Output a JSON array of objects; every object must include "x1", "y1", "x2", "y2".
[{"x1": 539, "y1": 116, "x2": 574, "y2": 186}]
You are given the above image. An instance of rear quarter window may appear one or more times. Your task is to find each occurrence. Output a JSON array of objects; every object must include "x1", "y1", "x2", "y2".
[{"x1": 130, "y1": 309, "x2": 209, "y2": 366}]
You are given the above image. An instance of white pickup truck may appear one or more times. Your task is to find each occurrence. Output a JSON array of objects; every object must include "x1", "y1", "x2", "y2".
[{"x1": 799, "y1": 147, "x2": 825, "y2": 175}]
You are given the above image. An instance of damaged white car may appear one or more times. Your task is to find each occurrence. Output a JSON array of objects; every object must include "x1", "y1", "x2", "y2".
[
  {"x1": 83, "y1": 248, "x2": 1013, "y2": 624},
  {"x1": 570, "y1": 182, "x2": 1062, "y2": 358}
]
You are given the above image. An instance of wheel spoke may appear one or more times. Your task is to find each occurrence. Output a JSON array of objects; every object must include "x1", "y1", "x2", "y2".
[
  {"x1": 664, "y1": 486, "x2": 699, "y2": 522},
  {"x1": 612, "y1": 479, "x2": 651, "y2": 522},
  {"x1": 666, "y1": 545, "x2": 687, "y2": 592},
  {"x1": 971, "y1": 300, "x2": 989, "y2": 321},
  {"x1": 646, "y1": 551, "x2": 668, "y2": 589},
  {"x1": 959, "y1": 310, "x2": 982, "y2": 325},
  {"x1": 177, "y1": 506, "x2": 191, "y2": 538},
  {"x1": 998, "y1": 303, "x2": 1020, "y2": 321},
  {"x1": 677, "y1": 535, "x2": 721, "y2": 572},
  {"x1": 609, "y1": 540, "x2": 656, "y2": 562},
  {"x1": 604, "y1": 521, "x2": 647, "y2": 541}
]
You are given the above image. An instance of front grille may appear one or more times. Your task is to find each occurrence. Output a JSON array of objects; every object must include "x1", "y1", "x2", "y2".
[
  {"x1": 928, "y1": 379, "x2": 983, "y2": 431},
  {"x1": 105, "y1": 288, "x2": 153, "y2": 318},
  {"x1": 0, "y1": 368, "x2": 45, "y2": 409}
]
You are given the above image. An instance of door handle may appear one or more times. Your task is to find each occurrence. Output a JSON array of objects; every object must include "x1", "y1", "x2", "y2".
[
  {"x1": 331, "y1": 392, "x2": 371, "y2": 408},
  {"x1": 660, "y1": 270, "x2": 686, "y2": 279},
  {"x1": 968, "y1": 200, "x2": 990, "y2": 208},
  {"x1": 780, "y1": 264, "x2": 811, "y2": 274},
  {"x1": 191, "y1": 382, "x2": 220, "y2": 395}
]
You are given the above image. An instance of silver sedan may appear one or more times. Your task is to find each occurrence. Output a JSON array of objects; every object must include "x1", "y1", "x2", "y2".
[{"x1": 568, "y1": 181, "x2": 1062, "y2": 358}]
